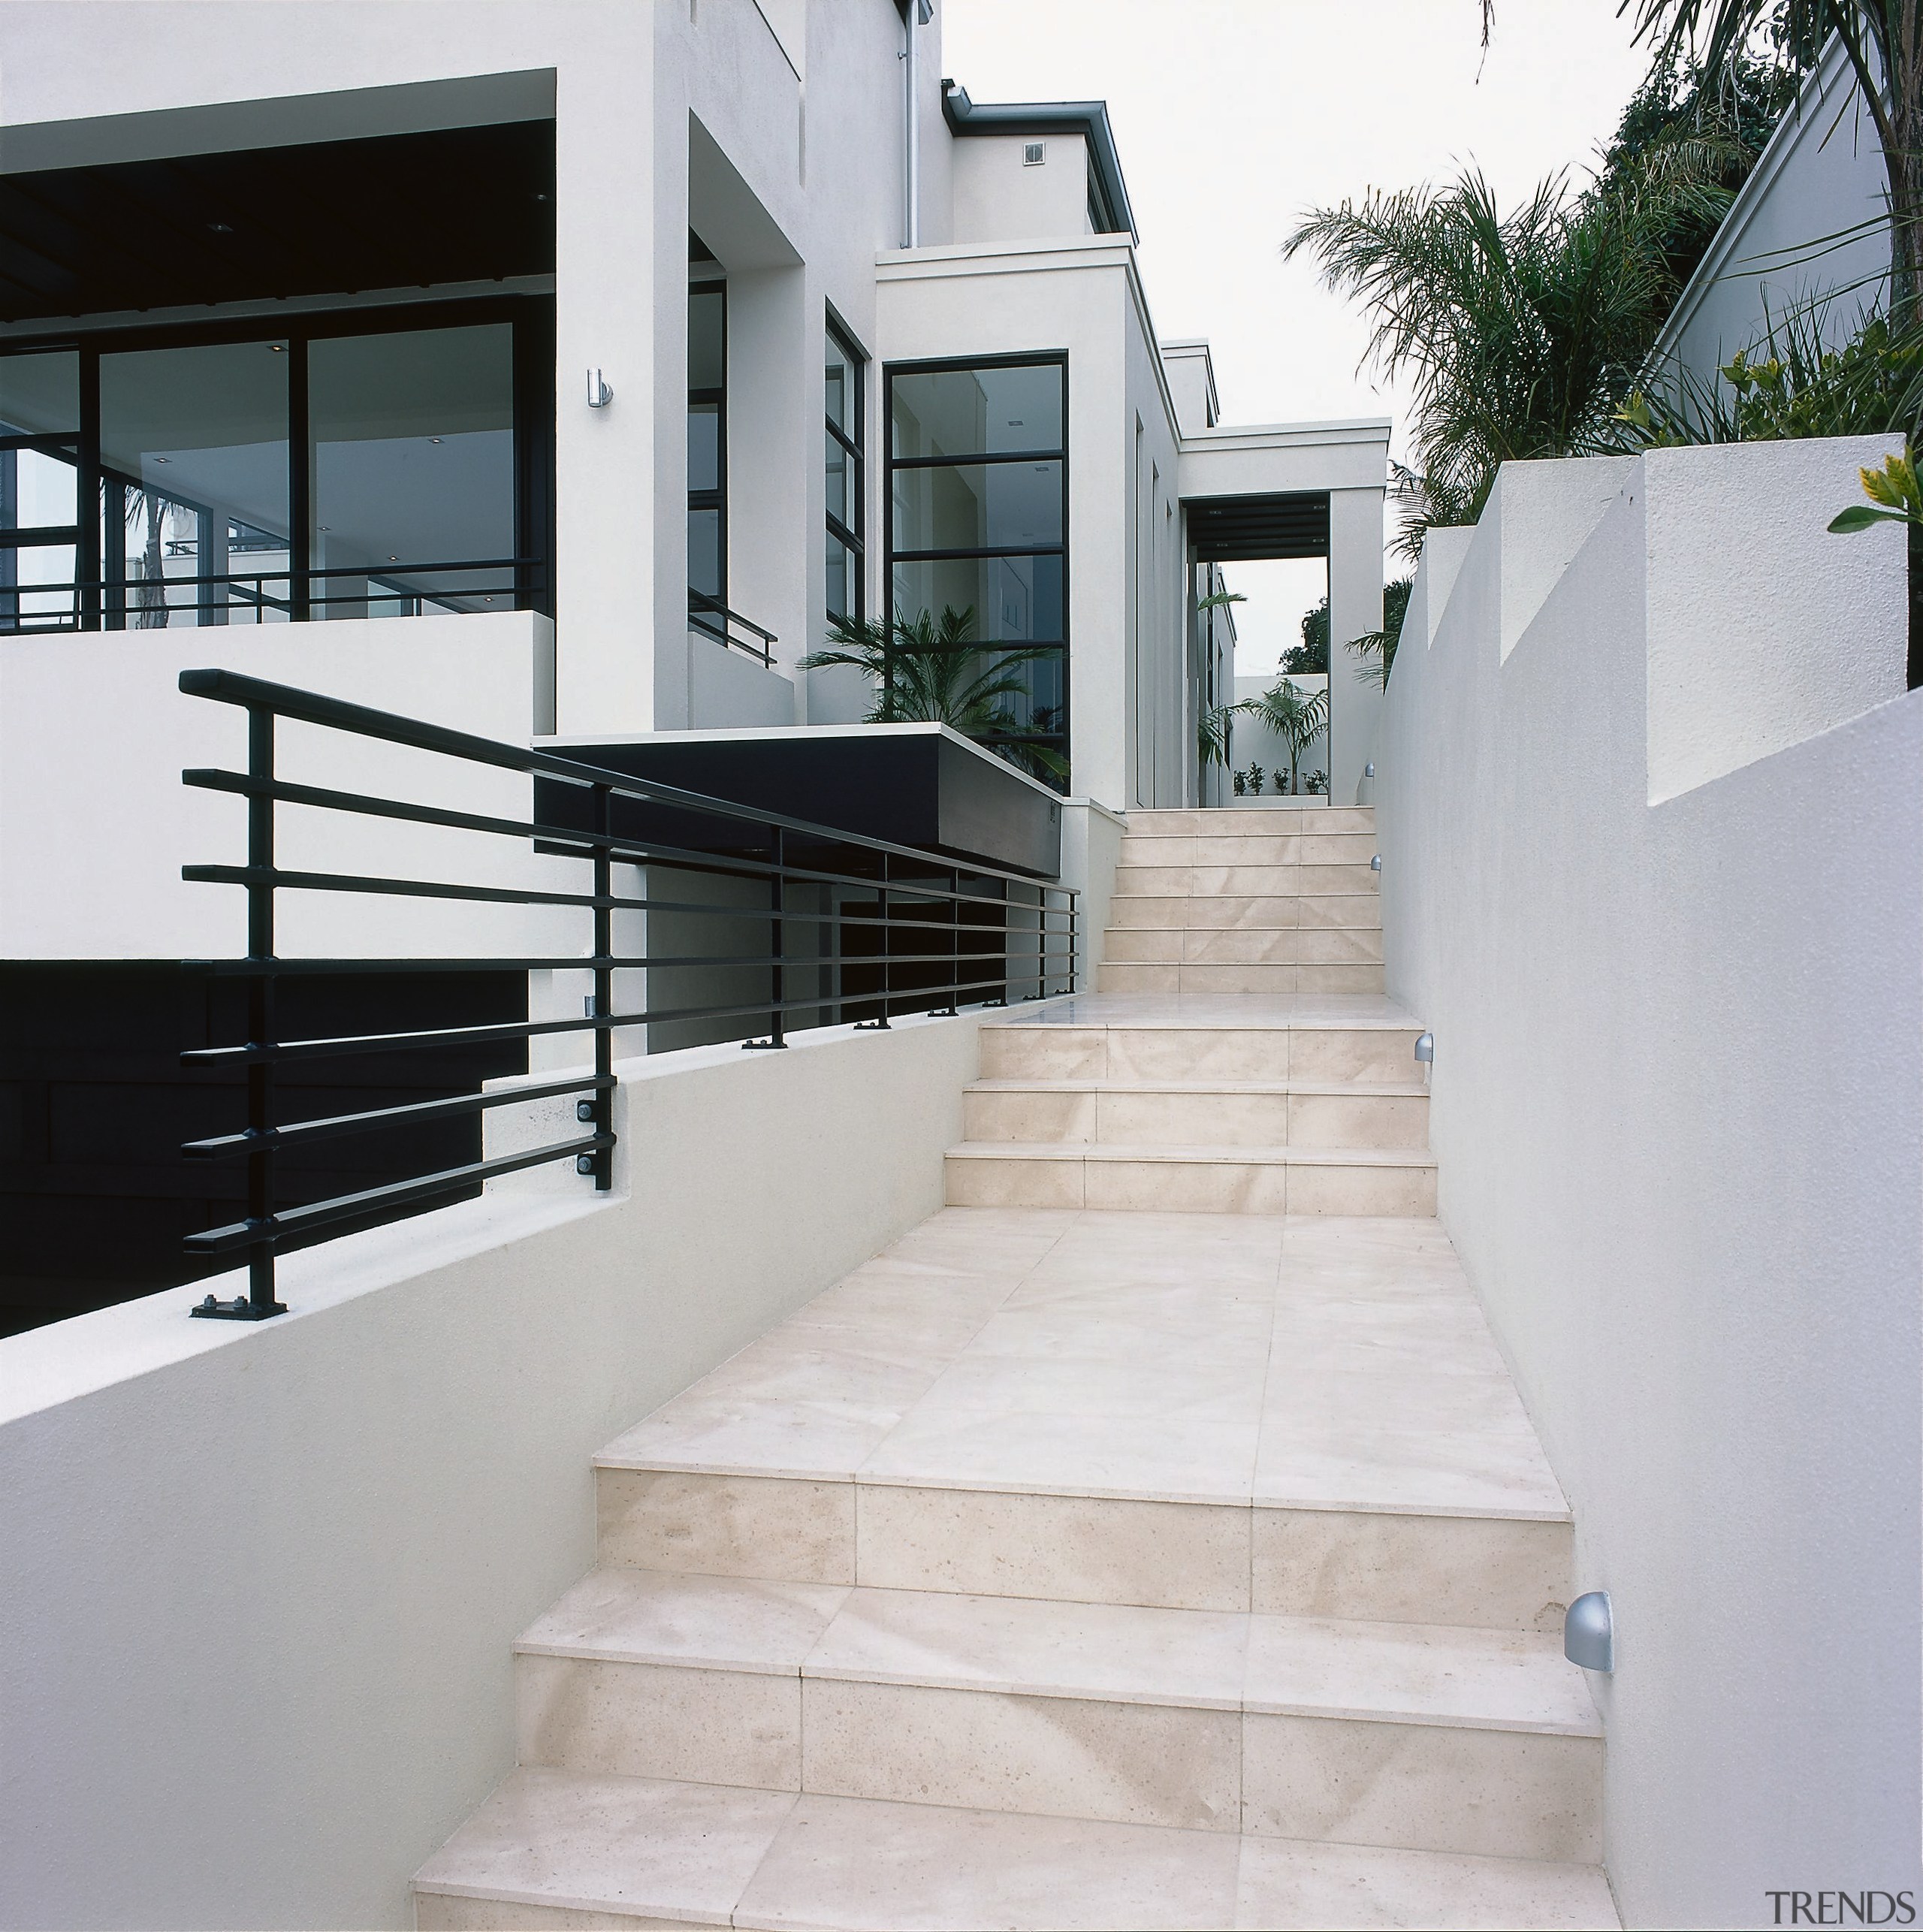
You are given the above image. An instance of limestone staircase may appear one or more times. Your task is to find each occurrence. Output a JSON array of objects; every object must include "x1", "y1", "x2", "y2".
[
  {"x1": 412, "y1": 805, "x2": 1614, "y2": 1930},
  {"x1": 945, "y1": 805, "x2": 1438, "y2": 1218}
]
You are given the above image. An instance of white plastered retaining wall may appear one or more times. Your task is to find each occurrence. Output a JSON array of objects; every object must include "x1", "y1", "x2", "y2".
[
  {"x1": 1376, "y1": 438, "x2": 1921, "y2": 1927},
  {"x1": 0, "y1": 1007, "x2": 996, "y2": 1931}
]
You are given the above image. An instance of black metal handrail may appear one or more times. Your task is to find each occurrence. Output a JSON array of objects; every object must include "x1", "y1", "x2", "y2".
[
  {"x1": 177, "y1": 667, "x2": 1077, "y2": 1321},
  {"x1": 687, "y1": 590, "x2": 777, "y2": 666}
]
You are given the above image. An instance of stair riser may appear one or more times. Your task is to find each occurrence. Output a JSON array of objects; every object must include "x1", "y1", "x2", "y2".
[
  {"x1": 1118, "y1": 865, "x2": 1379, "y2": 897},
  {"x1": 1121, "y1": 834, "x2": 1377, "y2": 868},
  {"x1": 961, "y1": 1088, "x2": 1430, "y2": 1151},
  {"x1": 1102, "y1": 928, "x2": 1384, "y2": 966},
  {"x1": 1096, "y1": 962, "x2": 1387, "y2": 995},
  {"x1": 514, "y1": 1655, "x2": 1598, "y2": 1858},
  {"x1": 1243, "y1": 1716, "x2": 1601, "y2": 1864},
  {"x1": 945, "y1": 1152, "x2": 1435, "y2": 1215},
  {"x1": 1110, "y1": 895, "x2": 1381, "y2": 931},
  {"x1": 1125, "y1": 808, "x2": 1375, "y2": 835},
  {"x1": 415, "y1": 1895, "x2": 683, "y2": 1930},
  {"x1": 979, "y1": 1027, "x2": 1420, "y2": 1083},
  {"x1": 595, "y1": 1473, "x2": 1571, "y2": 1632}
]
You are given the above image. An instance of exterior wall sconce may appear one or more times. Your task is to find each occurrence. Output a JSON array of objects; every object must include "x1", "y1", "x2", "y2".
[
  {"x1": 1565, "y1": 1590, "x2": 1614, "y2": 1672},
  {"x1": 587, "y1": 368, "x2": 613, "y2": 409},
  {"x1": 1413, "y1": 1031, "x2": 1433, "y2": 1065},
  {"x1": 1370, "y1": 854, "x2": 1381, "y2": 872}
]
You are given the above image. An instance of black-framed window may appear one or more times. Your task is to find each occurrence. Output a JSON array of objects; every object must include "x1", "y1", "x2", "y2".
[
  {"x1": 0, "y1": 295, "x2": 552, "y2": 632},
  {"x1": 886, "y1": 353, "x2": 1068, "y2": 787},
  {"x1": 687, "y1": 279, "x2": 726, "y2": 611},
  {"x1": 825, "y1": 319, "x2": 863, "y2": 625}
]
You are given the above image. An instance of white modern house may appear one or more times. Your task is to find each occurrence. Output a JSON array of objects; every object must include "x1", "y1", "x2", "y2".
[{"x1": 1, "y1": 8, "x2": 1916, "y2": 1932}]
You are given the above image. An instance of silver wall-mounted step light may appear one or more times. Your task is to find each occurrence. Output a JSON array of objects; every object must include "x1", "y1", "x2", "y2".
[
  {"x1": 1564, "y1": 1591, "x2": 1614, "y2": 1672},
  {"x1": 1413, "y1": 1031, "x2": 1433, "y2": 1065},
  {"x1": 1370, "y1": 855, "x2": 1381, "y2": 872}
]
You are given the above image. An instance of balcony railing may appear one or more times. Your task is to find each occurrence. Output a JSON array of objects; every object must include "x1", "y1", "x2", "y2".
[
  {"x1": 175, "y1": 666, "x2": 1078, "y2": 1321},
  {"x1": 0, "y1": 558, "x2": 547, "y2": 631},
  {"x1": 687, "y1": 590, "x2": 777, "y2": 666}
]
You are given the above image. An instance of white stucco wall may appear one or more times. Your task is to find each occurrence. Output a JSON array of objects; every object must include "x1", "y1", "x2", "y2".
[
  {"x1": 0, "y1": 611, "x2": 568, "y2": 961},
  {"x1": 949, "y1": 130, "x2": 1091, "y2": 244},
  {"x1": 1654, "y1": 35, "x2": 1891, "y2": 392},
  {"x1": 0, "y1": 1005, "x2": 998, "y2": 1931},
  {"x1": 1375, "y1": 440, "x2": 1920, "y2": 1927}
]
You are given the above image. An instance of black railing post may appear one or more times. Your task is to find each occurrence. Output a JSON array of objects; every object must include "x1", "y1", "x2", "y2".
[
  {"x1": 931, "y1": 865, "x2": 960, "y2": 1016},
  {"x1": 590, "y1": 780, "x2": 614, "y2": 1185},
  {"x1": 743, "y1": 823, "x2": 788, "y2": 1049},
  {"x1": 856, "y1": 850, "x2": 891, "y2": 1029},
  {"x1": 193, "y1": 703, "x2": 287, "y2": 1319}
]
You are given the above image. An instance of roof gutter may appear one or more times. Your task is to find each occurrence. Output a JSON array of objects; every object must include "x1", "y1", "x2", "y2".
[{"x1": 940, "y1": 81, "x2": 1139, "y2": 245}]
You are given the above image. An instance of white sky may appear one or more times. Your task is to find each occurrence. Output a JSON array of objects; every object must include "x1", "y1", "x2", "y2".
[{"x1": 940, "y1": 0, "x2": 1656, "y2": 671}]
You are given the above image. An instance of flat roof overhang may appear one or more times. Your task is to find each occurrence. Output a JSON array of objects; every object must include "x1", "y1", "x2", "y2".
[
  {"x1": 1188, "y1": 491, "x2": 1330, "y2": 563},
  {"x1": 0, "y1": 119, "x2": 555, "y2": 323}
]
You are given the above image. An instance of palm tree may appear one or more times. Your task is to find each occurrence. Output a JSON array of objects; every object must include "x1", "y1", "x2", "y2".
[
  {"x1": 1234, "y1": 679, "x2": 1330, "y2": 797},
  {"x1": 1286, "y1": 147, "x2": 1737, "y2": 551},
  {"x1": 799, "y1": 605, "x2": 1068, "y2": 782}
]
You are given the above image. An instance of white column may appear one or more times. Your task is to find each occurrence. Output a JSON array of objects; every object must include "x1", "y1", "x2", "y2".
[{"x1": 1326, "y1": 484, "x2": 1385, "y2": 804}]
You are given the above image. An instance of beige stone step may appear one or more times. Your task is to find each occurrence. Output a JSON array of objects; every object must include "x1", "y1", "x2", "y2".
[
  {"x1": 1118, "y1": 832, "x2": 1378, "y2": 869},
  {"x1": 593, "y1": 1469, "x2": 1571, "y2": 1630},
  {"x1": 1115, "y1": 863, "x2": 1380, "y2": 897},
  {"x1": 962, "y1": 1079, "x2": 1429, "y2": 1150},
  {"x1": 1126, "y1": 805, "x2": 1376, "y2": 835},
  {"x1": 978, "y1": 1021, "x2": 1422, "y2": 1083},
  {"x1": 1104, "y1": 927, "x2": 1384, "y2": 966},
  {"x1": 413, "y1": 1767, "x2": 1617, "y2": 1930},
  {"x1": 1097, "y1": 961, "x2": 1387, "y2": 996},
  {"x1": 1109, "y1": 893, "x2": 1382, "y2": 931},
  {"x1": 503, "y1": 1570, "x2": 1600, "y2": 1858},
  {"x1": 945, "y1": 1141, "x2": 1436, "y2": 1215}
]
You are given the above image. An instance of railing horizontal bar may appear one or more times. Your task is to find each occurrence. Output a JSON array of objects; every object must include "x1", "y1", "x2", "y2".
[
  {"x1": 183, "y1": 863, "x2": 642, "y2": 913},
  {"x1": 182, "y1": 969, "x2": 1075, "y2": 1068},
  {"x1": 186, "y1": 768, "x2": 607, "y2": 850},
  {"x1": 183, "y1": 1132, "x2": 614, "y2": 1252},
  {"x1": 181, "y1": 1073, "x2": 615, "y2": 1159},
  {"x1": 182, "y1": 860, "x2": 1071, "y2": 925},
  {"x1": 178, "y1": 670, "x2": 1068, "y2": 894}
]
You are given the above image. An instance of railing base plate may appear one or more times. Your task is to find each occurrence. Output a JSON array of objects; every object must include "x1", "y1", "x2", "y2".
[
  {"x1": 741, "y1": 1037, "x2": 787, "y2": 1050},
  {"x1": 191, "y1": 1292, "x2": 287, "y2": 1321}
]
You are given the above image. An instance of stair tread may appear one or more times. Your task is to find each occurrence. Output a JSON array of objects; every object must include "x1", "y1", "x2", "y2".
[
  {"x1": 414, "y1": 1767, "x2": 1617, "y2": 1930},
  {"x1": 965, "y1": 1078, "x2": 1429, "y2": 1098},
  {"x1": 947, "y1": 1141, "x2": 1438, "y2": 1169},
  {"x1": 983, "y1": 995, "x2": 1418, "y2": 1030},
  {"x1": 518, "y1": 1571, "x2": 1599, "y2": 1737}
]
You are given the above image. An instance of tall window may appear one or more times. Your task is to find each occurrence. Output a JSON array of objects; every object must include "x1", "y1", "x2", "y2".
[
  {"x1": 687, "y1": 279, "x2": 726, "y2": 613},
  {"x1": 824, "y1": 321, "x2": 864, "y2": 625},
  {"x1": 886, "y1": 355, "x2": 1067, "y2": 786},
  {"x1": 0, "y1": 351, "x2": 80, "y2": 633}
]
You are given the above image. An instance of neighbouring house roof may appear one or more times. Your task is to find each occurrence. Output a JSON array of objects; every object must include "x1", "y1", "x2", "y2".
[{"x1": 940, "y1": 81, "x2": 1139, "y2": 243}]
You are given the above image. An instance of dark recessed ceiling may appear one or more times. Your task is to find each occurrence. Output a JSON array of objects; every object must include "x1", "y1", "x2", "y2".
[
  {"x1": 1187, "y1": 491, "x2": 1330, "y2": 562},
  {"x1": 0, "y1": 119, "x2": 555, "y2": 325}
]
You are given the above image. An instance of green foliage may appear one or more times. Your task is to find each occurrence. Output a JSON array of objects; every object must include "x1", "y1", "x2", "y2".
[
  {"x1": 1620, "y1": 309, "x2": 1923, "y2": 445},
  {"x1": 1286, "y1": 597, "x2": 1330, "y2": 675},
  {"x1": 1346, "y1": 578, "x2": 1414, "y2": 689},
  {"x1": 798, "y1": 605, "x2": 1068, "y2": 783},
  {"x1": 1197, "y1": 703, "x2": 1235, "y2": 770},
  {"x1": 1830, "y1": 447, "x2": 1923, "y2": 533}
]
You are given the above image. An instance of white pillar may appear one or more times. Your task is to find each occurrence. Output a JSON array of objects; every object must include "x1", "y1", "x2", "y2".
[{"x1": 1326, "y1": 484, "x2": 1385, "y2": 804}]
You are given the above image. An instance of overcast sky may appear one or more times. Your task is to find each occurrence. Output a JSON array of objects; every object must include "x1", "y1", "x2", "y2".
[{"x1": 940, "y1": 0, "x2": 1656, "y2": 670}]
